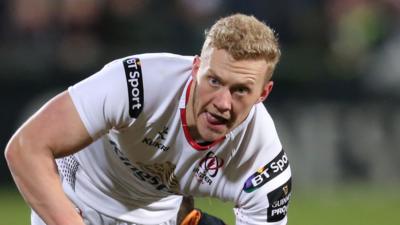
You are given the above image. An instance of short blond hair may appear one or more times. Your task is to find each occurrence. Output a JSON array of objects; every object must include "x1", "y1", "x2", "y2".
[{"x1": 202, "y1": 14, "x2": 281, "y2": 79}]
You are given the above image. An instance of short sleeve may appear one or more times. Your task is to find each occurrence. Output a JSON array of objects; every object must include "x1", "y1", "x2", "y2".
[
  {"x1": 68, "y1": 58, "x2": 136, "y2": 139},
  {"x1": 235, "y1": 149, "x2": 292, "y2": 225}
]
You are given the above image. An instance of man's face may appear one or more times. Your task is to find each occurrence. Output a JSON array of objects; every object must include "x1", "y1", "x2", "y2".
[{"x1": 187, "y1": 48, "x2": 274, "y2": 141}]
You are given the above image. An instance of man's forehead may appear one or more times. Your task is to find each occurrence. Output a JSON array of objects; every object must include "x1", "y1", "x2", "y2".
[{"x1": 207, "y1": 49, "x2": 267, "y2": 71}]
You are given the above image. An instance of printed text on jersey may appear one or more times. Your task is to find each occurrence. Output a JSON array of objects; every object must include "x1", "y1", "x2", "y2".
[{"x1": 243, "y1": 149, "x2": 289, "y2": 193}]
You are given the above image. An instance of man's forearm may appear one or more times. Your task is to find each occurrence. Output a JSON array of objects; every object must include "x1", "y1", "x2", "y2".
[{"x1": 5, "y1": 139, "x2": 84, "y2": 225}]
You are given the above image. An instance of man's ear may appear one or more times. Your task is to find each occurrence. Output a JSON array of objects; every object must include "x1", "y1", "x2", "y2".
[
  {"x1": 257, "y1": 81, "x2": 274, "y2": 103},
  {"x1": 191, "y1": 55, "x2": 200, "y2": 80}
]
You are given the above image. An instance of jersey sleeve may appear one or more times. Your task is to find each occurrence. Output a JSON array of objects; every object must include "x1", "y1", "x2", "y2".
[
  {"x1": 68, "y1": 57, "x2": 140, "y2": 139},
  {"x1": 234, "y1": 159, "x2": 292, "y2": 225},
  {"x1": 233, "y1": 108, "x2": 292, "y2": 225}
]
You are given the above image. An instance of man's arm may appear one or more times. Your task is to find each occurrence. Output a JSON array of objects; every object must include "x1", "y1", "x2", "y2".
[{"x1": 4, "y1": 91, "x2": 93, "y2": 225}]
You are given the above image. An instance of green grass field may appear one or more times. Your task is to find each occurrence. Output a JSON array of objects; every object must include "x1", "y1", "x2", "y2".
[{"x1": 1, "y1": 184, "x2": 399, "y2": 225}]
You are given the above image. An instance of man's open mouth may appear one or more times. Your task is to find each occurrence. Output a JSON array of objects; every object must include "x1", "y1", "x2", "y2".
[{"x1": 206, "y1": 112, "x2": 229, "y2": 125}]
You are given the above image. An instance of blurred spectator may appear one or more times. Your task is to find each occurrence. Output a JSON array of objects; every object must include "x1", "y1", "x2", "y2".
[
  {"x1": 360, "y1": 0, "x2": 400, "y2": 97},
  {"x1": 107, "y1": 0, "x2": 148, "y2": 18},
  {"x1": 362, "y1": 29, "x2": 400, "y2": 97},
  {"x1": 59, "y1": 0, "x2": 102, "y2": 28},
  {"x1": 176, "y1": 0, "x2": 224, "y2": 25},
  {"x1": 0, "y1": 0, "x2": 58, "y2": 80},
  {"x1": 56, "y1": 0, "x2": 104, "y2": 75},
  {"x1": 174, "y1": 0, "x2": 225, "y2": 54},
  {"x1": 12, "y1": 0, "x2": 55, "y2": 33},
  {"x1": 325, "y1": 0, "x2": 400, "y2": 88}
]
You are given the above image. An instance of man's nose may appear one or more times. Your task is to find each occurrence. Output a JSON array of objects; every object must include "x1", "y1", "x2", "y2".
[{"x1": 214, "y1": 88, "x2": 232, "y2": 112}]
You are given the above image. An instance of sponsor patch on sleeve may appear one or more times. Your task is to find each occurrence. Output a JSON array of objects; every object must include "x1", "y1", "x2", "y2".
[
  {"x1": 243, "y1": 149, "x2": 289, "y2": 193},
  {"x1": 123, "y1": 57, "x2": 144, "y2": 118},
  {"x1": 267, "y1": 178, "x2": 291, "y2": 222}
]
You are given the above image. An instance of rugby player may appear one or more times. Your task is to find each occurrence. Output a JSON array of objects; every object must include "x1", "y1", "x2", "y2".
[{"x1": 5, "y1": 13, "x2": 292, "y2": 225}]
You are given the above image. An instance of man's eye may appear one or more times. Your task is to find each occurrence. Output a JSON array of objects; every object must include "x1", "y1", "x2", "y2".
[
  {"x1": 235, "y1": 87, "x2": 249, "y2": 96},
  {"x1": 209, "y1": 77, "x2": 220, "y2": 87}
]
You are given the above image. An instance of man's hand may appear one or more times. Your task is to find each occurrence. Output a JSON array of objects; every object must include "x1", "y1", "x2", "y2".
[{"x1": 178, "y1": 196, "x2": 226, "y2": 225}]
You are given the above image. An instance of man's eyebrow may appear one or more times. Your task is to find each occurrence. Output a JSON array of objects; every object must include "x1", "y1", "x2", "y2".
[
  {"x1": 208, "y1": 69, "x2": 257, "y2": 86},
  {"x1": 208, "y1": 68, "x2": 218, "y2": 76}
]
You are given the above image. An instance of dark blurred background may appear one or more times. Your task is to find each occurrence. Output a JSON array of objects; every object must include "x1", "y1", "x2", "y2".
[{"x1": 1, "y1": 0, "x2": 400, "y2": 190}]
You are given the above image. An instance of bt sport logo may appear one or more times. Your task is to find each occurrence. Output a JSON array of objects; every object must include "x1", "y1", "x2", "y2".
[{"x1": 243, "y1": 149, "x2": 289, "y2": 193}]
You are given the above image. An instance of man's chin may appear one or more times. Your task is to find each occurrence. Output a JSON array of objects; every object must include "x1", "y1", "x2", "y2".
[{"x1": 196, "y1": 116, "x2": 228, "y2": 141}]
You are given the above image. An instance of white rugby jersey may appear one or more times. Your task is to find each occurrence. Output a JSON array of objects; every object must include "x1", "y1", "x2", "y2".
[{"x1": 66, "y1": 53, "x2": 292, "y2": 225}]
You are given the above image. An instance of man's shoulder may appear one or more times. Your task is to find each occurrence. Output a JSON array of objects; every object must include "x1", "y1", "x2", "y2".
[
  {"x1": 227, "y1": 103, "x2": 279, "y2": 155},
  {"x1": 250, "y1": 103, "x2": 278, "y2": 137},
  {"x1": 103, "y1": 53, "x2": 193, "y2": 71},
  {"x1": 120, "y1": 53, "x2": 194, "y2": 65},
  {"x1": 117, "y1": 53, "x2": 193, "y2": 119}
]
